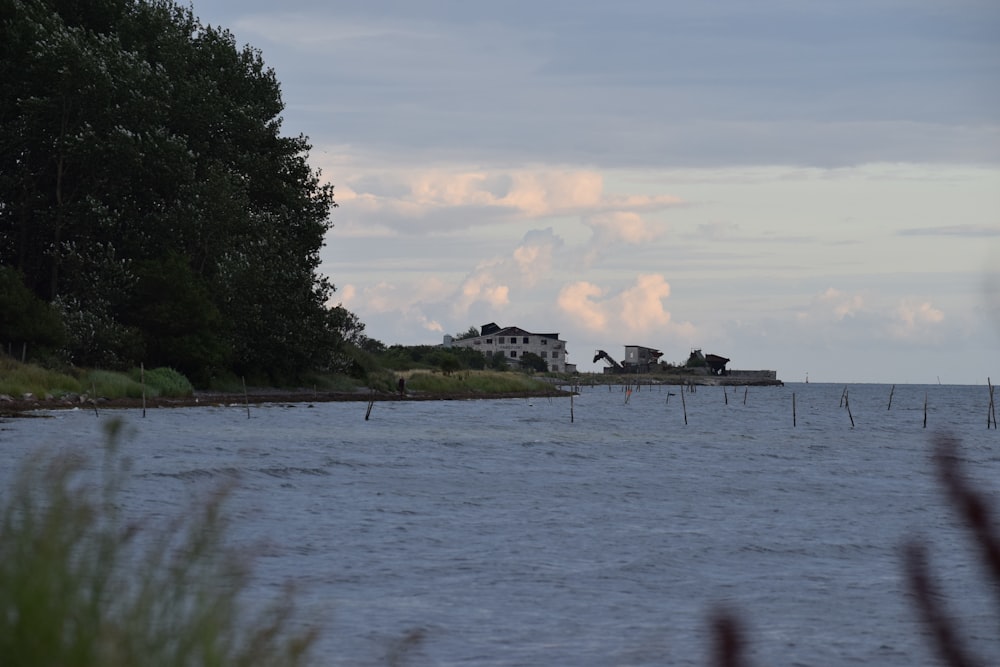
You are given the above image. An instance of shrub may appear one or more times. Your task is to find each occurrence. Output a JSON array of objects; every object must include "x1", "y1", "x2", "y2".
[{"x1": 134, "y1": 367, "x2": 195, "y2": 397}]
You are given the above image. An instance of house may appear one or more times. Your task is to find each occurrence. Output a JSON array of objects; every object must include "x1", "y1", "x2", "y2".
[
  {"x1": 443, "y1": 322, "x2": 573, "y2": 373},
  {"x1": 623, "y1": 345, "x2": 663, "y2": 373}
]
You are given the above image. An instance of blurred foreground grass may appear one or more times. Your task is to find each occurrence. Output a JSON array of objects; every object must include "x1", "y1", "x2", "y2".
[{"x1": 0, "y1": 419, "x2": 316, "y2": 667}]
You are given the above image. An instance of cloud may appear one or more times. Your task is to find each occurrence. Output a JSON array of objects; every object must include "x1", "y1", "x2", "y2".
[
  {"x1": 321, "y1": 164, "x2": 684, "y2": 236},
  {"x1": 897, "y1": 224, "x2": 1000, "y2": 238},
  {"x1": 889, "y1": 299, "x2": 945, "y2": 341},
  {"x1": 585, "y1": 211, "x2": 663, "y2": 244},
  {"x1": 557, "y1": 274, "x2": 696, "y2": 340},
  {"x1": 512, "y1": 228, "x2": 563, "y2": 286},
  {"x1": 817, "y1": 287, "x2": 865, "y2": 320},
  {"x1": 339, "y1": 279, "x2": 450, "y2": 334},
  {"x1": 455, "y1": 266, "x2": 510, "y2": 314}
]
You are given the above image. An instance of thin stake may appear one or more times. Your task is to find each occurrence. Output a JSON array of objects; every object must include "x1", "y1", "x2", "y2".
[
  {"x1": 91, "y1": 380, "x2": 99, "y2": 417},
  {"x1": 365, "y1": 390, "x2": 375, "y2": 421},
  {"x1": 570, "y1": 393, "x2": 574, "y2": 423},
  {"x1": 723, "y1": 385, "x2": 728, "y2": 405},
  {"x1": 242, "y1": 376, "x2": 250, "y2": 419},
  {"x1": 840, "y1": 386, "x2": 848, "y2": 408},
  {"x1": 923, "y1": 392, "x2": 928, "y2": 429},
  {"x1": 987, "y1": 378, "x2": 996, "y2": 429},
  {"x1": 743, "y1": 386, "x2": 748, "y2": 406},
  {"x1": 680, "y1": 385, "x2": 688, "y2": 425},
  {"x1": 887, "y1": 384, "x2": 895, "y2": 411},
  {"x1": 792, "y1": 392, "x2": 796, "y2": 427},
  {"x1": 845, "y1": 391, "x2": 855, "y2": 428}
]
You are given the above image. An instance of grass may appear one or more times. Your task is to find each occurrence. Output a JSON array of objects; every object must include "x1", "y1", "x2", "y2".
[
  {"x1": 0, "y1": 420, "x2": 317, "y2": 666},
  {"x1": 402, "y1": 369, "x2": 557, "y2": 394},
  {"x1": 0, "y1": 356, "x2": 83, "y2": 398},
  {"x1": 131, "y1": 366, "x2": 195, "y2": 397},
  {"x1": 0, "y1": 358, "x2": 197, "y2": 401}
]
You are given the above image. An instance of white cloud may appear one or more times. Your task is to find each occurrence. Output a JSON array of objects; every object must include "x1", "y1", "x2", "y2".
[
  {"x1": 818, "y1": 287, "x2": 865, "y2": 320},
  {"x1": 557, "y1": 274, "x2": 696, "y2": 340},
  {"x1": 889, "y1": 299, "x2": 945, "y2": 341},
  {"x1": 585, "y1": 211, "x2": 663, "y2": 245}
]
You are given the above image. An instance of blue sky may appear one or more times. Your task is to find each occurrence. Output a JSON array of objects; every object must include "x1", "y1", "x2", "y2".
[{"x1": 195, "y1": 0, "x2": 1000, "y2": 383}]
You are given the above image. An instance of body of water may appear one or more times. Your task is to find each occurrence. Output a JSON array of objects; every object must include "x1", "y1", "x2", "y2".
[{"x1": 2, "y1": 382, "x2": 998, "y2": 665}]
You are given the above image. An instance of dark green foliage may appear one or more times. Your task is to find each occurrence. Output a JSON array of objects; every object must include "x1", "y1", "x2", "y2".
[
  {"x1": 454, "y1": 326, "x2": 480, "y2": 340},
  {"x1": 487, "y1": 351, "x2": 509, "y2": 370},
  {"x1": 373, "y1": 344, "x2": 487, "y2": 373},
  {"x1": 131, "y1": 366, "x2": 194, "y2": 396},
  {"x1": 0, "y1": 267, "x2": 65, "y2": 356},
  {"x1": 518, "y1": 351, "x2": 548, "y2": 373},
  {"x1": 0, "y1": 0, "x2": 358, "y2": 384}
]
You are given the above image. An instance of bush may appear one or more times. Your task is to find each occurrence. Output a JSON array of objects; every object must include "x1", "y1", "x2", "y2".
[
  {"x1": 0, "y1": 421, "x2": 317, "y2": 666},
  {"x1": 132, "y1": 367, "x2": 195, "y2": 397}
]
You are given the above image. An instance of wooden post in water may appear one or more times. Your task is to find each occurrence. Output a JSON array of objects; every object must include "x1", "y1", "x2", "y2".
[
  {"x1": 743, "y1": 386, "x2": 748, "y2": 406},
  {"x1": 141, "y1": 362, "x2": 147, "y2": 418},
  {"x1": 570, "y1": 393, "x2": 574, "y2": 423},
  {"x1": 242, "y1": 376, "x2": 250, "y2": 419},
  {"x1": 91, "y1": 380, "x2": 99, "y2": 417},
  {"x1": 887, "y1": 384, "x2": 895, "y2": 411},
  {"x1": 988, "y1": 378, "x2": 996, "y2": 429},
  {"x1": 723, "y1": 385, "x2": 728, "y2": 405},
  {"x1": 792, "y1": 392, "x2": 796, "y2": 427},
  {"x1": 680, "y1": 385, "x2": 688, "y2": 425},
  {"x1": 840, "y1": 386, "x2": 848, "y2": 408},
  {"x1": 365, "y1": 390, "x2": 375, "y2": 421},
  {"x1": 923, "y1": 392, "x2": 928, "y2": 429},
  {"x1": 845, "y1": 390, "x2": 855, "y2": 428}
]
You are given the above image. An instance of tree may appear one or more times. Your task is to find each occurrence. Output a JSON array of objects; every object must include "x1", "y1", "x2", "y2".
[
  {"x1": 518, "y1": 351, "x2": 548, "y2": 373},
  {"x1": 0, "y1": 0, "x2": 357, "y2": 383},
  {"x1": 455, "y1": 326, "x2": 479, "y2": 340},
  {"x1": 487, "y1": 351, "x2": 509, "y2": 370},
  {"x1": 0, "y1": 267, "x2": 65, "y2": 358}
]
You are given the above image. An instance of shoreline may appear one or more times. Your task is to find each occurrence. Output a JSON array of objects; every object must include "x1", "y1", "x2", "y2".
[{"x1": 0, "y1": 387, "x2": 575, "y2": 417}]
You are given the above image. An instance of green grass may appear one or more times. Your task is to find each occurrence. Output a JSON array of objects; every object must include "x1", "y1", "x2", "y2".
[
  {"x1": 0, "y1": 356, "x2": 82, "y2": 398},
  {"x1": 84, "y1": 370, "x2": 147, "y2": 399},
  {"x1": 130, "y1": 366, "x2": 195, "y2": 397},
  {"x1": 0, "y1": 420, "x2": 317, "y2": 666},
  {"x1": 403, "y1": 369, "x2": 556, "y2": 394}
]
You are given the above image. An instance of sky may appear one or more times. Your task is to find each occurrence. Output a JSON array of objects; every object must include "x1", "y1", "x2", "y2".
[{"x1": 194, "y1": 0, "x2": 1000, "y2": 384}]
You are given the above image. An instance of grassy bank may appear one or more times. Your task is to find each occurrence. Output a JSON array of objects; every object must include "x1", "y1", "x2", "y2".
[
  {"x1": 0, "y1": 357, "x2": 194, "y2": 400},
  {"x1": 0, "y1": 358, "x2": 566, "y2": 410}
]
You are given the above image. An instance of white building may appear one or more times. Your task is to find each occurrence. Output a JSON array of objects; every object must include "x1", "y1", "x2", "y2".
[{"x1": 444, "y1": 322, "x2": 573, "y2": 373}]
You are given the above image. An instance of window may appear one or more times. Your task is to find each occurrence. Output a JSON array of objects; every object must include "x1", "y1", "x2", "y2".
[
  {"x1": 541, "y1": 338, "x2": 547, "y2": 345},
  {"x1": 552, "y1": 352, "x2": 558, "y2": 359},
  {"x1": 522, "y1": 337, "x2": 529, "y2": 344},
  {"x1": 485, "y1": 338, "x2": 492, "y2": 344},
  {"x1": 540, "y1": 351, "x2": 547, "y2": 358},
  {"x1": 498, "y1": 337, "x2": 505, "y2": 344},
  {"x1": 509, "y1": 351, "x2": 517, "y2": 358}
]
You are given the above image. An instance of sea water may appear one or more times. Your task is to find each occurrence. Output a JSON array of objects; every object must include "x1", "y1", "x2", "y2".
[{"x1": 1, "y1": 382, "x2": 998, "y2": 666}]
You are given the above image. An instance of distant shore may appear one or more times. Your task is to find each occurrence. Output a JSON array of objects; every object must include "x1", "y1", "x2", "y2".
[
  {"x1": 0, "y1": 386, "x2": 575, "y2": 417},
  {"x1": 1, "y1": 373, "x2": 787, "y2": 417}
]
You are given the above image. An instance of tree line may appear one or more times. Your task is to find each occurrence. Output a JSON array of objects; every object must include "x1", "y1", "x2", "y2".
[{"x1": 0, "y1": 0, "x2": 364, "y2": 385}]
